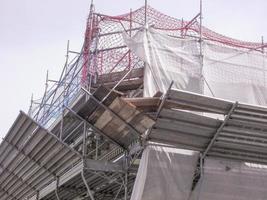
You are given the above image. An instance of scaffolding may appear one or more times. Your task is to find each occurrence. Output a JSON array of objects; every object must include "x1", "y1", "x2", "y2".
[{"x1": 1, "y1": 2, "x2": 267, "y2": 200}]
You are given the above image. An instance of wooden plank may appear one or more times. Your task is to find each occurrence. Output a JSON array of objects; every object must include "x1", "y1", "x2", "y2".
[
  {"x1": 78, "y1": 85, "x2": 121, "y2": 124},
  {"x1": 94, "y1": 97, "x2": 154, "y2": 147},
  {"x1": 93, "y1": 78, "x2": 143, "y2": 91},
  {"x1": 96, "y1": 98, "x2": 140, "y2": 146},
  {"x1": 95, "y1": 97, "x2": 127, "y2": 130},
  {"x1": 130, "y1": 113, "x2": 155, "y2": 134},
  {"x1": 126, "y1": 97, "x2": 228, "y2": 113},
  {"x1": 97, "y1": 68, "x2": 144, "y2": 84},
  {"x1": 124, "y1": 97, "x2": 160, "y2": 108}
]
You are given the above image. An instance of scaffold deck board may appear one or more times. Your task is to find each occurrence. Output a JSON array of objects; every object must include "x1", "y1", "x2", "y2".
[
  {"x1": 146, "y1": 89, "x2": 267, "y2": 165},
  {"x1": 78, "y1": 86, "x2": 121, "y2": 123},
  {"x1": 94, "y1": 68, "x2": 144, "y2": 91},
  {"x1": 0, "y1": 111, "x2": 81, "y2": 200},
  {"x1": 95, "y1": 97, "x2": 154, "y2": 147},
  {"x1": 78, "y1": 86, "x2": 154, "y2": 148}
]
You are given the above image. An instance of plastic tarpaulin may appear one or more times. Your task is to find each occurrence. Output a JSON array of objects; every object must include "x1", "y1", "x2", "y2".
[
  {"x1": 123, "y1": 27, "x2": 202, "y2": 97},
  {"x1": 203, "y1": 41, "x2": 267, "y2": 105},
  {"x1": 123, "y1": 27, "x2": 267, "y2": 105},
  {"x1": 190, "y1": 158, "x2": 267, "y2": 200},
  {"x1": 130, "y1": 145, "x2": 199, "y2": 200}
]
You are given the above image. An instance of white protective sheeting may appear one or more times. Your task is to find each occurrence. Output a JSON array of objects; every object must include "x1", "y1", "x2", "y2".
[
  {"x1": 123, "y1": 27, "x2": 202, "y2": 97},
  {"x1": 190, "y1": 158, "x2": 267, "y2": 200},
  {"x1": 123, "y1": 27, "x2": 267, "y2": 105},
  {"x1": 203, "y1": 41, "x2": 267, "y2": 105},
  {"x1": 130, "y1": 145, "x2": 199, "y2": 200}
]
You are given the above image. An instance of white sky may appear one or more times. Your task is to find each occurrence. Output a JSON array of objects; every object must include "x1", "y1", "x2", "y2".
[{"x1": 0, "y1": 0, "x2": 266, "y2": 137}]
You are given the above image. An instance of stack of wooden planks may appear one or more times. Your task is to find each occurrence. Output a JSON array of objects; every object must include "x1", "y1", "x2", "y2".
[{"x1": 78, "y1": 86, "x2": 154, "y2": 149}]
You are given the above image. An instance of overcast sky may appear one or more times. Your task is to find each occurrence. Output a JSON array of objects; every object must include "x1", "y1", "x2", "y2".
[{"x1": 0, "y1": 0, "x2": 267, "y2": 137}]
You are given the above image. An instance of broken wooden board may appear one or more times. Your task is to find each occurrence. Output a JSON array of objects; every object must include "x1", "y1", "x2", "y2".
[
  {"x1": 92, "y1": 68, "x2": 144, "y2": 92},
  {"x1": 78, "y1": 85, "x2": 122, "y2": 124},
  {"x1": 77, "y1": 86, "x2": 154, "y2": 148},
  {"x1": 94, "y1": 97, "x2": 154, "y2": 147}
]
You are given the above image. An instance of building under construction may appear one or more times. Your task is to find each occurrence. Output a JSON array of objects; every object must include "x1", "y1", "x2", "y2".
[{"x1": 1, "y1": 2, "x2": 267, "y2": 200}]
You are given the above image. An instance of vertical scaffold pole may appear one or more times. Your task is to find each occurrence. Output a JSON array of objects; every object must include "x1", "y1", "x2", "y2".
[
  {"x1": 42, "y1": 70, "x2": 49, "y2": 122},
  {"x1": 199, "y1": 0, "x2": 204, "y2": 94},
  {"x1": 28, "y1": 93, "x2": 34, "y2": 116},
  {"x1": 83, "y1": 121, "x2": 87, "y2": 157},
  {"x1": 262, "y1": 36, "x2": 265, "y2": 53},
  {"x1": 60, "y1": 40, "x2": 69, "y2": 140},
  {"x1": 128, "y1": 9, "x2": 132, "y2": 69},
  {"x1": 87, "y1": 0, "x2": 95, "y2": 94},
  {"x1": 124, "y1": 151, "x2": 128, "y2": 200},
  {"x1": 261, "y1": 36, "x2": 266, "y2": 87},
  {"x1": 144, "y1": 0, "x2": 148, "y2": 25}
]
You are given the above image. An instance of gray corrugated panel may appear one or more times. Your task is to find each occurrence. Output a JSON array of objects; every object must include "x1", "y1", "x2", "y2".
[
  {"x1": 36, "y1": 162, "x2": 83, "y2": 199},
  {"x1": 149, "y1": 90, "x2": 267, "y2": 165},
  {"x1": 209, "y1": 102, "x2": 267, "y2": 163},
  {"x1": 150, "y1": 109, "x2": 221, "y2": 150},
  {"x1": 155, "y1": 109, "x2": 220, "y2": 136},
  {"x1": 168, "y1": 89, "x2": 233, "y2": 114},
  {"x1": 0, "y1": 111, "x2": 81, "y2": 200}
]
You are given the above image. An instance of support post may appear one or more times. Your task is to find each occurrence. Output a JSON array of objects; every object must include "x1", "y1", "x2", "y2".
[
  {"x1": 199, "y1": 0, "x2": 204, "y2": 94},
  {"x1": 128, "y1": 9, "x2": 132, "y2": 70},
  {"x1": 36, "y1": 70, "x2": 49, "y2": 122},
  {"x1": 181, "y1": 18, "x2": 184, "y2": 37},
  {"x1": 60, "y1": 40, "x2": 70, "y2": 140},
  {"x1": 262, "y1": 36, "x2": 265, "y2": 53},
  {"x1": 83, "y1": 121, "x2": 88, "y2": 157},
  {"x1": 55, "y1": 177, "x2": 61, "y2": 200},
  {"x1": 144, "y1": 0, "x2": 148, "y2": 25},
  {"x1": 28, "y1": 93, "x2": 34, "y2": 116},
  {"x1": 146, "y1": 81, "x2": 173, "y2": 139},
  {"x1": 81, "y1": 170, "x2": 95, "y2": 200},
  {"x1": 43, "y1": 70, "x2": 49, "y2": 118},
  {"x1": 36, "y1": 191, "x2": 39, "y2": 200},
  {"x1": 202, "y1": 102, "x2": 238, "y2": 159},
  {"x1": 262, "y1": 36, "x2": 266, "y2": 87},
  {"x1": 124, "y1": 152, "x2": 128, "y2": 200},
  {"x1": 95, "y1": 134, "x2": 100, "y2": 160}
]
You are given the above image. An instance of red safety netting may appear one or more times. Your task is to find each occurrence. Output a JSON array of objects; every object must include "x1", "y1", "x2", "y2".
[{"x1": 81, "y1": 5, "x2": 266, "y2": 84}]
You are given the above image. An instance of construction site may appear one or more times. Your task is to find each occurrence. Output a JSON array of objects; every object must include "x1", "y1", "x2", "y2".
[{"x1": 1, "y1": 1, "x2": 267, "y2": 200}]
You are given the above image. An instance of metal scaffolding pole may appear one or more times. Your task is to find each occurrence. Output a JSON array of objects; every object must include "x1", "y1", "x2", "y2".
[
  {"x1": 201, "y1": 102, "x2": 238, "y2": 159},
  {"x1": 144, "y1": 0, "x2": 148, "y2": 25},
  {"x1": 81, "y1": 170, "x2": 95, "y2": 200},
  {"x1": 199, "y1": 0, "x2": 204, "y2": 94},
  {"x1": 55, "y1": 177, "x2": 61, "y2": 200},
  {"x1": 124, "y1": 152, "x2": 128, "y2": 200},
  {"x1": 60, "y1": 40, "x2": 70, "y2": 140}
]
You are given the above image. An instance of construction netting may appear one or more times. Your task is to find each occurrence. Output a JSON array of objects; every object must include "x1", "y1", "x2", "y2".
[
  {"x1": 190, "y1": 158, "x2": 267, "y2": 200},
  {"x1": 131, "y1": 145, "x2": 267, "y2": 200},
  {"x1": 82, "y1": 5, "x2": 264, "y2": 79},
  {"x1": 203, "y1": 41, "x2": 267, "y2": 105},
  {"x1": 124, "y1": 27, "x2": 267, "y2": 105},
  {"x1": 123, "y1": 27, "x2": 202, "y2": 97},
  {"x1": 31, "y1": 5, "x2": 267, "y2": 127},
  {"x1": 130, "y1": 145, "x2": 199, "y2": 200}
]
